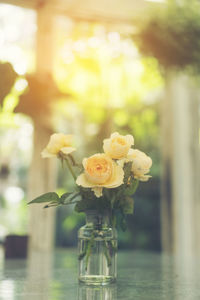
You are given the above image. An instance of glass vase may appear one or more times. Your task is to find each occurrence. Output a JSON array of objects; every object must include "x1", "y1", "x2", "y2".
[{"x1": 78, "y1": 210, "x2": 117, "y2": 285}]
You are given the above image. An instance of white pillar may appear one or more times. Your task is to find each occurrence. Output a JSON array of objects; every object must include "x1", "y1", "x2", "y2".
[
  {"x1": 28, "y1": 7, "x2": 56, "y2": 252},
  {"x1": 161, "y1": 73, "x2": 200, "y2": 257}
]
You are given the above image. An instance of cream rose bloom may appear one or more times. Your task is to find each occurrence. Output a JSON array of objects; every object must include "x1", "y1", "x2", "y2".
[
  {"x1": 76, "y1": 153, "x2": 124, "y2": 197},
  {"x1": 127, "y1": 149, "x2": 152, "y2": 181},
  {"x1": 41, "y1": 133, "x2": 76, "y2": 158},
  {"x1": 103, "y1": 132, "x2": 134, "y2": 159}
]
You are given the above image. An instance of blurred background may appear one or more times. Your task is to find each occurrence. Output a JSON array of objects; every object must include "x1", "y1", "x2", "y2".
[{"x1": 0, "y1": 0, "x2": 199, "y2": 257}]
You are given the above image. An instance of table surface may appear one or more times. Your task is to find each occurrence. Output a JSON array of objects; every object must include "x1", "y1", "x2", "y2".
[{"x1": 0, "y1": 247, "x2": 200, "y2": 300}]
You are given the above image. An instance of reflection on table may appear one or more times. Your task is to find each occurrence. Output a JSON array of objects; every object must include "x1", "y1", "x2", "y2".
[
  {"x1": 0, "y1": 247, "x2": 200, "y2": 299},
  {"x1": 78, "y1": 284, "x2": 117, "y2": 300}
]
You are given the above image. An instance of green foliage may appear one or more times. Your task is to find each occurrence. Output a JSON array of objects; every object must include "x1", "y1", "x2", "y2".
[
  {"x1": 135, "y1": 0, "x2": 200, "y2": 72},
  {"x1": 119, "y1": 213, "x2": 127, "y2": 232},
  {"x1": 16, "y1": 74, "x2": 66, "y2": 119},
  {"x1": 123, "y1": 162, "x2": 133, "y2": 185},
  {"x1": 125, "y1": 180, "x2": 139, "y2": 196},
  {"x1": 74, "y1": 189, "x2": 111, "y2": 213},
  {"x1": 63, "y1": 214, "x2": 80, "y2": 231},
  {"x1": 0, "y1": 62, "x2": 17, "y2": 105},
  {"x1": 28, "y1": 191, "x2": 81, "y2": 208},
  {"x1": 28, "y1": 192, "x2": 60, "y2": 205},
  {"x1": 0, "y1": 62, "x2": 19, "y2": 127},
  {"x1": 123, "y1": 197, "x2": 134, "y2": 215}
]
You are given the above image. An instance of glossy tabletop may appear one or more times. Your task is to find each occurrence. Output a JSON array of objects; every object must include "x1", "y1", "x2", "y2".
[{"x1": 0, "y1": 247, "x2": 200, "y2": 300}]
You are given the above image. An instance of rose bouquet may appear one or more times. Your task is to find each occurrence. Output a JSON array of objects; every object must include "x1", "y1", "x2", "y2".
[{"x1": 28, "y1": 132, "x2": 152, "y2": 284}]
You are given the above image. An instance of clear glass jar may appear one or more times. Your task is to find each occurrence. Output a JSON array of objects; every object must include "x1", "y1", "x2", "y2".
[{"x1": 78, "y1": 210, "x2": 117, "y2": 285}]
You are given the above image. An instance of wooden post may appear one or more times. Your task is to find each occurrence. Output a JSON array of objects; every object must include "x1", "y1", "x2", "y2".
[
  {"x1": 161, "y1": 73, "x2": 200, "y2": 257},
  {"x1": 160, "y1": 75, "x2": 174, "y2": 253},
  {"x1": 28, "y1": 123, "x2": 57, "y2": 251},
  {"x1": 28, "y1": 6, "x2": 56, "y2": 252},
  {"x1": 170, "y1": 75, "x2": 195, "y2": 257},
  {"x1": 190, "y1": 85, "x2": 200, "y2": 255}
]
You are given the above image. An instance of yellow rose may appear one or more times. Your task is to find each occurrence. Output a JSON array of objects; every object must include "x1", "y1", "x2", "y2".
[
  {"x1": 103, "y1": 132, "x2": 134, "y2": 159},
  {"x1": 76, "y1": 153, "x2": 124, "y2": 197},
  {"x1": 127, "y1": 149, "x2": 152, "y2": 181},
  {"x1": 41, "y1": 133, "x2": 76, "y2": 158}
]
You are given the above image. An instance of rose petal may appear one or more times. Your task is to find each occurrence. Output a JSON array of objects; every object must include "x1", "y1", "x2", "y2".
[
  {"x1": 76, "y1": 163, "x2": 124, "y2": 189},
  {"x1": 41, "y1": 149, "x2": 56, "y2": 158},
  {"x1": 76, "y1": 173, "x2": 96, "y2": 188},
  {"x1": 60, "y1": 147, "x2": 76, "y2": 155},
  {"x1": 41, "y1": 133, "x2": 75, "y2": 158},
  {"x1": 126, "y1": 134, "x2": 134, "y2": 146},
  {"x1": 135, "y1": 175, "x2": 152, "y2": 182},
  {"x1": 110, "y1": 132, "x2": 119, "y2": 139},
  {"x1": 103, "y1": 164, "x2": 124, "y2": 188},
  {"x1": 103, "y1": 132, "x2": 134, "y2": 159}
]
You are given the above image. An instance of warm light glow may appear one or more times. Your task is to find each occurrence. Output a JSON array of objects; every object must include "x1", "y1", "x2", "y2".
[
  {"x1": 0, "y1": 4, "x2": 36, "y2": 74},
  {"x1": 13, "y1": 61, "x2": 28, "y2": 75},
  {"x1": 74, "y1": 40, "x2": 87, "y2": 53},
  {"x1": 18, "y1": 122, "x2": 34, "y2": 151},
  {"x1": 146, "y1": 0, "x2": 165, "y2": 2},
  {"x1": 4, "y1": 186, "x2": 24, "y2": 205},
  {"x1": 108, "y1": 32, "x2": 120, "y2": 43},
  {"x1": 14, "y1": 78, "x2": 28, "y2": 92},
  {"x1": 54, "y1": 22, "x2": 156, "y2": 111},
  {"x1": 88, "y1": 37, "x2": 101, "y2": 48}
]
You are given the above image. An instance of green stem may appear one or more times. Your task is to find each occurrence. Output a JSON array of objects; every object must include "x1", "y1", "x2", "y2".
[
  {"x1": 85, "y1": 232, "x2": 95, "y2": 271},
  {"x1": 104, "y1": 241, "x2": 112, "y2": 267},
  {"x1": 111, "y1": 214, "x2": 116, "y2": 228},
  {"x1": 62, "y1": 201, "x2": 79, "y2": 206},
  {"x1": 65, "y1": 157, "x2": 77, "y2": 181},
  {"x1": 78, "y1": 240, "x2": 88, "y2": 261},
  {"x1": 132, "y1": 179, "x2": 139, "y2": 194}
]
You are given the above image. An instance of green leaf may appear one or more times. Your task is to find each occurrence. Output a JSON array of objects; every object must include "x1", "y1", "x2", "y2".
[
  {"x1": 28, "y1": 192, "x2": 59, "y2": 204},
  {"x1": 111, "y1": 214, "x2": 117, "y2": 228},
  {"x1": 110, "y1": 195, "x2": 115, "y2": 209},
  {"x1": 75, "y1": 187, "x2": 109, "y2": 213},
  {"x1": 74, "y1": 199, "x2": 89, "y2": 213},
  {"x1": 120, "y1": 215, "x2": 127, "y2": 231},
  {"x1": 125, "y1": 179, "x2": 139, "y2": 196},
  {"x1": 123, "y1": 197, "x2": 134, "y2": 215},
  {"x1": 60, "y1": 192, "x2": 81, "y2": 204},
  {"x1": 60, "y1": 192, "x2": 72, "y2": 203},
  {"x1": 60, "y1": 192, "x2": 81, "y2": 205},
  {"x1": 116, "y1": 208, "x2": 127, "y2": 231},
  {"x1": 74, "y1": 201, "x2": 83, "y2": 213},
  {"x1": 123, "y1": 162, "x2": 133, "y2": 185}
]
